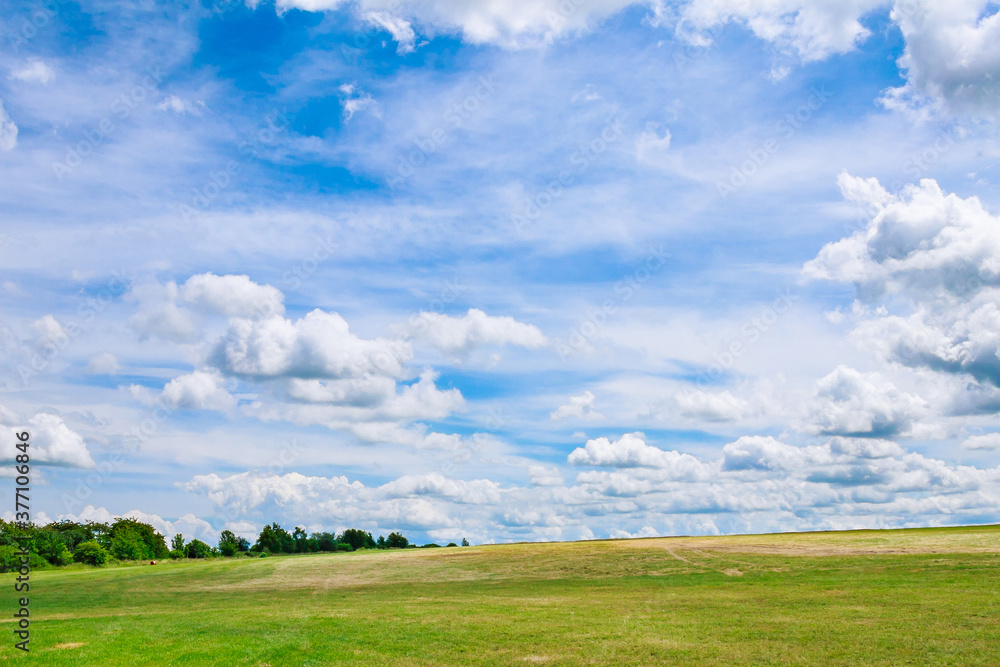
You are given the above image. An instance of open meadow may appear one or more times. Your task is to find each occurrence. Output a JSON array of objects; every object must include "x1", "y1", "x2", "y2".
[{"x1": 3, "y1": 524, "x2": 999, "y2": 666}]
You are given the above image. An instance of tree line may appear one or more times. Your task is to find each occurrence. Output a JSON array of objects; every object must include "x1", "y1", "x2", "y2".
[{"x1": 0, "y1": 518, "x2": 470, "y2": 571}]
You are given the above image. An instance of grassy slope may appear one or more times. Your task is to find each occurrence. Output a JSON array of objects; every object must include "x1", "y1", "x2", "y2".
[{"x1": 2, "y1": 525, "x2": 999, "y2": 666}]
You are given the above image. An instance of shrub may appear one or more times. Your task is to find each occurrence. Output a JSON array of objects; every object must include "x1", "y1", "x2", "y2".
[
  {"x1": 74, "y1": 540, "x2": 110, "y2": 566},
  {"x1": 168, "y1": 549, "x2": 185, "y2": 560},
  {"x1": 446, "y1": 543, "x2": 458, "y2": 547},
  {"x1": 0, "y1": 545, "x2": 21, "y2": 572}
]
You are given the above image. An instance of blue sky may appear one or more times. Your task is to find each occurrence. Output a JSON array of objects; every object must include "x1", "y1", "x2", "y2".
[{"x1": 2, "y1": 0, "x2": 1000, "y2": 545}]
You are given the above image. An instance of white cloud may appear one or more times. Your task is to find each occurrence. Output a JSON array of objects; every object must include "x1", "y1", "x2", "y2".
[
  {"x1": 804, "y1": 173, "x2": 1000, "y2": 297},
  {"x1": 365, "y1": 11, "x2": 417, "y2": 53},
  {"x1": 339, "y1": 83, "x2": 380, "y2": 121},
  {"x1": 181, "y1": 273, "x2": 285, "y2": 318},
  {"x1": 635, "y1": 122, "x2": 672, "y2": 162},
  {"x1": 679, "y1": 0, "x2": 886, "y2": 62},
  {"x1": 157, "y1": 95, "x2": 203, "y2": 115},
  {"x1": 161, "y1": 371, "x2": 237, "y2": 411},
  {"x1": 882, "y1": 0, "x2": 1000, "y2": 118},
  {"x1": 10, "y1": 60, "x2": 55, "y2": 84},
  {"x1": 674, "y1": 388, "x2": 754, "y2": 422},
  {"x1": 183, "y1": 434, "x2": 1000, "y2": 542},
  {"x1": 128, "y1": 281, "x2": 200, "y2": 343},
  {"x1": 527, "y1": 465, "x2": 564, "y2": 486},
  {"x1": 278, "y1": 0, "x2": 643, "y2": 49},
  {"x1": 87, "y1": 352, "x2": 120, "y2": 375},
  {"x1": 550, "y1": 390, "x2": 602, "y2": 421},
  {"x1": 0, "y1": 99, "x2": 17, "y2": 151},
  {"x1": 962, "y1": 433, "x2": 1000, "y2": 450},
  {"x1": 32, "y1": 314, "x2": 67, "y2": 351},
  {"x1": 805, "y1": 175, "x2": 1000, "y2": 399},
  {"x1": 804, "y1": 366, "x2": 928, "y2": 438},
  {"x1": 403, "y1": 308, "x2": 547, "y2": 353},
  {"x1": 569, "y1": 432, "x2": 711, "y2": 479},
  {"x1": 0, "y1": 410, "x2": 95, "y2": 468},
  {"x1": 210, "y1": 309, "x2": 411, "y2": 380}
]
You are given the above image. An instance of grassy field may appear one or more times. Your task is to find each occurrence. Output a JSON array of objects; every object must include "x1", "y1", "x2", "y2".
[{"x1": 3, "y1": 524, "x2": 999, "y2": 665}]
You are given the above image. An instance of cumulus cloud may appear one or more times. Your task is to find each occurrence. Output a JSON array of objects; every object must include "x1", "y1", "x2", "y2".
[
  {"x1": 550, "y1": 390, "x2": 602, "y2": 421},
  {"x1": 181, "y1": 273, "x2": 284, "y2": 318},
  {"x1": 0, "y1": 99, "x2": 17, "y2": 151},
  {"x1": 252, "y1": 370, "x2": 464, "y2": 428},
  {"x1": 183, "y1": 434, "x2": 1000, "y2": 542},
  {"x1": 569, "y1": 432, "x2": 711, "y2": 479},
  {"x1": 211, "y1": 310, "x2": 411, "y2": 380},
  {"x1": 402, "y1": 308, "x2": 547, "y2": 353},
  {"x1": 882, "y1": 0, "x2": 1000, "y2": 118},
  {"x1": 804, "y1": 366, "x2": 928, "y2": 438},
  {"x1": 161, "y1": 371, "x2": 237, "y2": 411},
  {"x1": 10, "y1": 60, "x2": 55, "y2": 84},
  {"x1": 527, "y1": 465, "x2": 564, "y2": 487},
  {"x1": 804, "y1": 174, "x2": 1000, "y2": 297},
  {"x1": 128, "y1": 281, "x2": 200, "y2": 343},
  {"x1": 673, "y1": 388, "x2": 755, "y2": 422},
  {"x1": 962, "y1": 433, "x2": 1000, "y2": 450},
  {"x1": 87, "y1": 352, "x2": 120, "y2": 374},
  {"x1": 805, "y1": 175, "x2": 1000, "y2": 399},
  {"x1": 0, "y1": 409, "x2": 95, "y2": 468}
]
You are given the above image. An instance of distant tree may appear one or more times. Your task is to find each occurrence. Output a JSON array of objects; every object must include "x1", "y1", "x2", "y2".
[
  {"x1": 186, "y1": 539, "x2": 213, "y2": 559},
  {"x1": 255, "y1": 523, "x2": 294, "y2": 554},
  {"x1": 73, "y1": 540, "x2": 110, "y2": 566},
  {"x1": 171, "y1": 533, "x2": 185, "y2": 552},
  {"x1": 339, "y1": 529, "x2": 376, "y2": 551},
  {"x1": 446, "y1": 542, "x2": 458, "y2": 548},
  {"x1": 461, "y1": 538, "x2": 470, "y2": 547},
  {"x1": 107, "y1": 519, "x2": 169, "y2": 560},
  {"x1": 236, "y1": 536, "x2": 251, "y2": 553},
  {"x1": 314, "y1": 532, "x2": 338, "y2": 552},
  {"x1": 218, "y1": 530, "x2": 240, "y2": 557},
  {"x1": 292, "y1": 526, "x2": 309, "y2": 553},
  {"x1": 386, "y1": 532, "x2": 409, "y2": 549},
  {"x1": 376, "y1": 535, "x2": 386, "y2": 549}
]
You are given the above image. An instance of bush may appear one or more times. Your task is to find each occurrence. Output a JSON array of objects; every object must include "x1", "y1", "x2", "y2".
[
  {"x1": 446, "y1": 542, "x2": 458, "y2": 547},
  {"x1": 49, "y1": 543, "x2": 74, "y2": 566},
  {"x1": 0, "y1": 545, "x2": 21, "y2": 572},
  {"x1": 168, "y1": 549, "x2": 185, "y2": 560},
  {"x1": 258, "y1": 552, "x2": 268, "y2": 558},
  {"x1": 74, "y1": 540, "x2": 110, "y2": 566}
]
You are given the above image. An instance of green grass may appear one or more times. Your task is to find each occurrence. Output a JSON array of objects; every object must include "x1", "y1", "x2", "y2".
[{"x1": 3, "y1": 524, "x2": 1000, "y2": 665}]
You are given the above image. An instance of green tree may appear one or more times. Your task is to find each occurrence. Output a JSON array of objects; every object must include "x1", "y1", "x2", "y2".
[
  {"x1": 218, "y1": 530, "x2": 240, "y2": 557},
  {"x1": 339, "y1": 528, "x2": 375, "y2": 551},
  {"x1": 255, "y1": 523, "x2": 294, "y2": 553},
  {"x1": 461, "y1": 538, "x2": 470, "y2": 547},
  {"x1": 171, "y1": 533, "x2": 185, "y2": 552},
  {"x1": 386, "y1": 532, "x2": 409, "y2": 549},
  {"x1": 74, "y1": 540, "x2": 110, "y2": 566},
  {"x1": 292, "y1": 526, "x2": 308, "y2": 553},
  {"x1": 186, "y1": 539, "x2": 213, "y2": 559}
]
